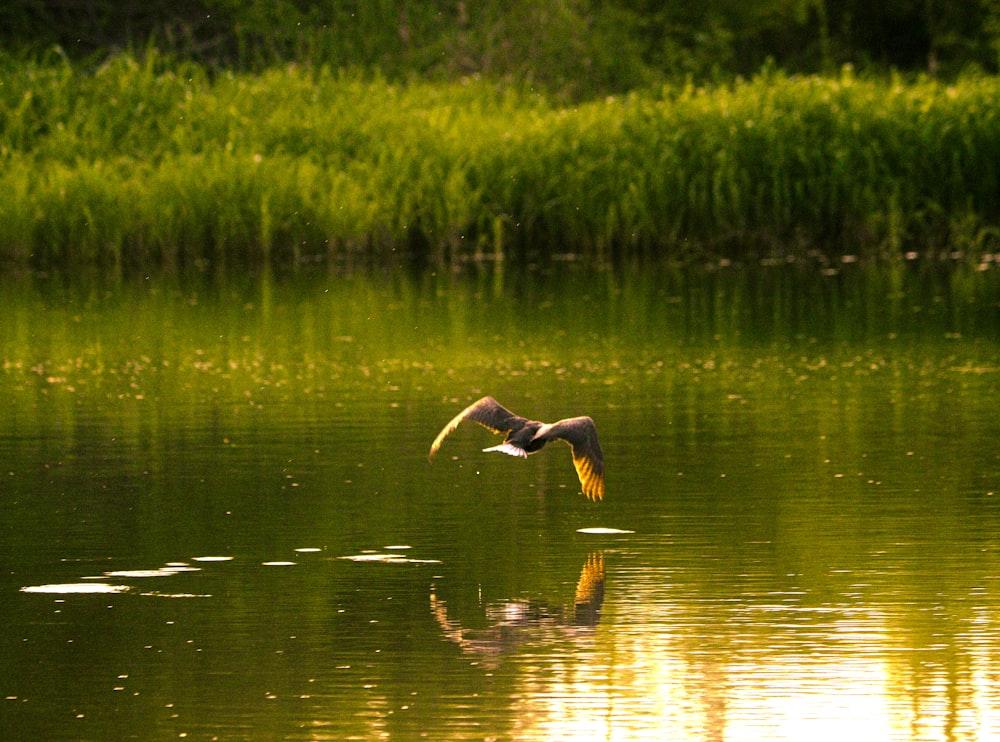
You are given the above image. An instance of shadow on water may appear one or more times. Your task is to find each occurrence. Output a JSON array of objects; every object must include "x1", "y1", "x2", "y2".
[{"x1": 2, "y1": 256, "x2": 1000, "y2": 740}]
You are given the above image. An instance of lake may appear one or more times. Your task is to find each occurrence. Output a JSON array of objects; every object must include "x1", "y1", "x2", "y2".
[{"x1": 2, "y1": 256, "x2": 1000, "y2": 741}]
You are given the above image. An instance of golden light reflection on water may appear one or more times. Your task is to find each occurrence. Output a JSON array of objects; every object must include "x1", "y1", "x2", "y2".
[{"x1": 504, "y1": 598, "x2": 1000, "y2": 742}]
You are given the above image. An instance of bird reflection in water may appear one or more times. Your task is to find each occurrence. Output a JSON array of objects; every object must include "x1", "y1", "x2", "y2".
[{"x1": 431, "y1": 553, "x2": 606, "y2": 665}]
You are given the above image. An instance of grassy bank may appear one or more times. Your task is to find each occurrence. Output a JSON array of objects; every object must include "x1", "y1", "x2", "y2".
[{"x1": 1, "y1": 54, "x2": 999, "y2": 269}]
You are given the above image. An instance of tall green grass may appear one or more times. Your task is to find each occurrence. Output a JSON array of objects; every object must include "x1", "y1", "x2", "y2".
[{"x1": 1, "y1": 53, "x2": 998, "y2": 269}]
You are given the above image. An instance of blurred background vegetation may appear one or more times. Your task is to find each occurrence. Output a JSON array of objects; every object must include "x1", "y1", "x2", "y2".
[
  {"x1": 2, "y1": 2, "x2": 998, "y2": 269},
  {"x1": 2, "y1": 0, "x2": 998, "y2": 95}
]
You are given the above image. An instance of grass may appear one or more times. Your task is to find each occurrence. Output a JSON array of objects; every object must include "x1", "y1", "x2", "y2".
[{"x1": 1, "y1": 52, "x2": 999, "y2": 269}]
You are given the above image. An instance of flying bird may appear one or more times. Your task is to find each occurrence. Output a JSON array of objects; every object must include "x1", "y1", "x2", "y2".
[{"x1": 428, "y1": 396, "x2": 605, "y2": 500}]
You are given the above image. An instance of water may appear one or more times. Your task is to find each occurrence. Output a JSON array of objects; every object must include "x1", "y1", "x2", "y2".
[{"x1": 2, "y1": 258, "x2": 1000, "y2": 741}]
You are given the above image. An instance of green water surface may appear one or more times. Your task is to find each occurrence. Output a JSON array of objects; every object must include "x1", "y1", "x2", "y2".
[{"x1": 2, "y1": 258, "x2": 999, "y2": 741}]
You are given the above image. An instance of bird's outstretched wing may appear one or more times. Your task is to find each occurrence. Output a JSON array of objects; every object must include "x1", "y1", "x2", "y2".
[
  {"x1": 542, "y1": 416, "x2": 605, "y2": 501},
  {"x1": 428, "y1": 396, "x2": 524, "y2": 461}
]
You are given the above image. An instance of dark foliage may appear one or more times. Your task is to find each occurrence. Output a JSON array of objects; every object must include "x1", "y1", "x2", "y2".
[{"x1": 1, "y1": 1, "x2": 997, "y2": 93}]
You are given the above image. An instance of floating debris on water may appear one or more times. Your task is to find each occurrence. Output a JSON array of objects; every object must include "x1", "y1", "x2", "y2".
[
  {"x1": 339, "y1": 554, "x2": 398, "y2": 562},
  {"x1": 262, "y1": 561, "x2": 297, "y2": 566},
  {"x1": 104, "y1": 566, "x2": 204, "y2": 577},
  {"x1": 384, "y1": 545, "x2": 411, "y2": 550},
  {"x1": 21, "y1": 583, "x2": 130, "y2": 594},
  {"x1": 103, "y1": 569, "x2": 173, "y2": 578},
  {"x1": 192, "y1": 556, "x2": 234, "y2": 562},
  {"x1": 27, "y1": 556, "x2": 224, "y2": 594},
  {"x1": 140, "y1": 591, "x2": 212, "y2": 599},
  {"x1": 339, "y1": 552, "x2": 441, "y2": 564},
  {"x1": 102, "y1": 563, "x2": 202, "y2": 578},
  {"x1": 577, "y1": 527, "x2": 635, "y2": 534},
  {"x1": 294, "y1": 547, "x2": 322, "y2": 553}
]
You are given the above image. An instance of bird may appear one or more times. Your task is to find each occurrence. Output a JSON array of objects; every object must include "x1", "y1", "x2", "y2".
[{"x1": 428, "y1": 396, "x2": 605, "y2": 500}]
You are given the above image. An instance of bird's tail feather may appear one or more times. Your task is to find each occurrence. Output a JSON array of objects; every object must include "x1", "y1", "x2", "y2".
[{"x1": 482, "y1": 443, "x2": 528, "y2": 458}]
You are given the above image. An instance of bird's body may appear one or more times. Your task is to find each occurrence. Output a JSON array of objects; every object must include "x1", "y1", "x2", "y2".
[{"x1": 428, "y1": 396, "x2": 605, "y2": 500}]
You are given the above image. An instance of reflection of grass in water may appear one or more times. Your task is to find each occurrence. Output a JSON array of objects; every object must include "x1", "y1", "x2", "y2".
[
  {"x1": 0, "y1": 260, "x2": 997, "y2": 415},
  {"x1": 2, "y1": 55, "x2": 999, "y2": 268}
]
